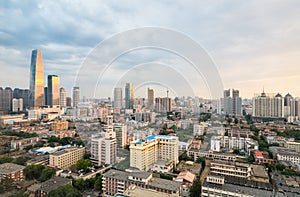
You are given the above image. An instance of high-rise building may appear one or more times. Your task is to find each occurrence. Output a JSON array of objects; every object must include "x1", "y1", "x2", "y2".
[
  {"x1": 114, "y1": 123, "x2": 127, "y2": 148},
  {"x1": 29, "y1": 49, "x2": 44, "y2": 108},
  {"x1": 90, "y1": 115, "x2": 117, "y2": 166},
  {"x1": 113, "y1": 88, "x2": 122, "y2": 109},
  {"x1": 0, "y1": 87, "x2": 13, "y2": 113},
  {"x1": 13, "y1": 88, "x2": 30, "y2": 110},
  {"x1": 66, "y1": 97, "x2": 72, "y2": 107},
  {"x1": 59, "y1": 88, "x2": 67, "y2": 107},
  {"x1": 44, "y1": 87, "x2": 48, "y2": 105},
  {"x1": 125, "y1": 83, "x2": 134, "y2": 109},
  {"x1": 12, "y1": 98, "x2": 23, "y2": 112},
  {"x1": 147, "y1": 88, "x2": 154, "y2": 110},
  {"x1": 72, "y1": 87, "x2": 80, "y2": 107},
  {"x1": 252, "y1": 92, "x2": 284, "y2": 118},
  {"x1": 223, "y1": 89, "x2": 242, "y2": 115},
  {"x1": 155, "y1": 97, "x2": 172, "y2": 113},
  {"x1": 130, "y1": 135, "x2": 179, "y2": 171},
  {"x1": 47, "y1": 75, "x2": 60, "y2": 106}
]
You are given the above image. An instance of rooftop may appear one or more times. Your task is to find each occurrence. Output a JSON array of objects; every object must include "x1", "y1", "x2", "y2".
[
  {"x1": 135, "y1": 135, "x2": 178, "y2": 144},
  {"x1": 0, "y1": 163, "x2": 25, "y2": 174},
  {"x1": 28, "y1": 176, "x2": 72, "y2": 193},
  {"x1": 203, "y1": 178, "x2": 273, "y2": 196}
]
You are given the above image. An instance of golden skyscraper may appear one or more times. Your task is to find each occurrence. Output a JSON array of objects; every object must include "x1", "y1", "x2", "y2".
[
  {"x1": 47, "y1": 75, "x2": 60, "y2": 106},
  {"x1": 29, "y1": 49, "x2": 44, "y2": 108}
]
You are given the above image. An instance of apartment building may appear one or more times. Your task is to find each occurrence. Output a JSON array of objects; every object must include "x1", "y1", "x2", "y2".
[
  {"x1": 130, "y1": 135, "x2": 179, "y2": 171},
  {"x1": 210, "y1": 136, "x2": 258, "y2": 153},
  {"x1": 187, "y1": 150, "x2": 237, "y2": 163},
  {"x1": 0, "y1": 163, "x2": 25, "y2": 183},
  {"x1": 49, "y1": 146, "x2": 85, "y2": 169},
  {"x1": 10, "y1": 137, "x2": 40, "y2": 150},
  {"x1": 102, "y1": 169, "x2": 181, "y2": 196},
  {"x1": 202, "y1": 175, "x2": 273, "y2": 197},
  {"x1": 286, "y1": 141, "x2": 300, "y2": 153}
]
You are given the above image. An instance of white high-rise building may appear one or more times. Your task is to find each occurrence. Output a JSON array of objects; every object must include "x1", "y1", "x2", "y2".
[
  {"x1": 59, "y1": 87, "x2": 67, "y2": 107},
  {"x1": 12, "y1": 98, "x2": 23, "y2": 112},
  {"x1": 72, "y1": 87, "x2": 80, "y2": 107},
  {"x1": 252, "y1": 92, "x2": 284, "y2": 118},
  {"x1": 113, "y1": 88, "x2": 122, "y2": 109},
  {"x1": 90, "y1": 115, "x2": 117, "y2": 166},
  {"x1": 114, "y1": 123, "x2": 127, "y2": 148}
]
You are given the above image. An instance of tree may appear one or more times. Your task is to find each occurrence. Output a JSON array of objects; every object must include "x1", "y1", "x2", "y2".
[
  {"x1": 38, "y1": 167, "x2": 56, "y2": 182},
  {"x1": 13, "y1": 156, "x2": 28, "y2": 165},
  {"x1": 48, "y1": 184, "x2": 81, "y2": 197},
  {"x1": 247, "y1": 155, "x2": 255, "y2": 163},
  {"x1": 0, "y1": 156, "x2": 13, "y2": 164},
  {"x1": 179, "y1": 153, "x2": 193, "y2": 161},
  {"x1": 196, "y1": 157, "x2": 205, "y2": 164},
  {"x1": 75, "y1": 159, "x2": 92, "y2": 171},
  {"x1": 233, "y1": 149, "x2": 240, "y2": 155},
  {"x1": 160, "y1": 173, "x2": 173, "y2": 180},
  {"x1": 49, "y1": 142, "x2": 56, "y2": 147},
  {"x1": 24, "y1": 164, "x2": 45, "y2": 180},
  {"x1": 74, "y1": 178, "x2": 86, "y2": 191},
  {"x1": 94, "y1": 176, "x2": 102, "y2": 191},
  {"x1": 190, "y1": 178, "x2": 201, "y2": 197},
  {"x1": 276, "y1": 164, "x2": 285, "y2": 171},
  {"x1": 234, "y1": 118, "x2": 239, "y2": 124}
]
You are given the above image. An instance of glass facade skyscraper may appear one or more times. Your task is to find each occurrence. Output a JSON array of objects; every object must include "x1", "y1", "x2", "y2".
[
  {"x1": 47, "y1": 75, "x2": 60, "y2": 106},
  {"x1": 29, "y1": 49, "x2": 44, "y2": 108},
  {"x1": 125, "y1": 83, "x2": 134, "y2": 109}
]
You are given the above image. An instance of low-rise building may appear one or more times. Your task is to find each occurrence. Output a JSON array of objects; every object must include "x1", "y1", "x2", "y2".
[
  {"x1": 27, "y1": 176, "x2": 72, "y2": 197},
  {"x1": 123, "y1": 184, "x2": 180, "y2": 197},
  {"x1": 49, "y1": 146, "x2": 85, "y2": 169},
  {"x1": 0, "y1": 163, "x2": 25, "y2": 183},
  {"x1": 202, "y1": 175, "x2": 273, "y2": 197},
  {"x1": 151, "y1": 160, "x2": 174, "y2": 173},
  {"x1": 176, "y1": 161, "x2": 202, "y2": 177},
  {"x1": 270, "y1": 146, "x2": 300, "y2": 165},
  {"x1": 102, "y1": 169, "x2": 181, "y2": 196},
  {"x1": 10, "y1": 137, "x2": 40, "y2": 150},
  {"x1": 286, "y1": 141, "x2": 300, "y2": 153}
]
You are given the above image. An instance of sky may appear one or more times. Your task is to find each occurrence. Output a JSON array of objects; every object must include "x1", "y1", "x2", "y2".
[{"x1": 1, "y1": 0, "x2": 300, "y2": 99}]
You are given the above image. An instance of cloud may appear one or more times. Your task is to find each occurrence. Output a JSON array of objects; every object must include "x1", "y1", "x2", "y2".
[{"x1": 0, "y1": 0, "x2": 300, "y2": 98}]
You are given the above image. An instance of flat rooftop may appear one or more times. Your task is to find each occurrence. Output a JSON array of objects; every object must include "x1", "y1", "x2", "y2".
[
  {"x1": 203, "y1": 179, "x2": 273, "y2": 196},
  {"x1": 135, "y1": 135, "x2": 178, "y2": 144},
  {"x1": 0, "y1": 163, "x2": 25, "y2": 174}
]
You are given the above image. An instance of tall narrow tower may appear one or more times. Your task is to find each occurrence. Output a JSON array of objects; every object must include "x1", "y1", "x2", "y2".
[
  {"x1": 29, "y1": 49, "x2": 44, "y2": 108},
  {"x1": 125, "y1": 83, "x2": 134, "y2": 109},
  {"x1": 47, "y1": 75, "x2": 60, "y2": 106}
]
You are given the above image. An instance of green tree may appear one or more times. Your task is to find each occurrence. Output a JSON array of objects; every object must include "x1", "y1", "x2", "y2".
[
  {"x1": 160, "y1": 173, "x2": 173, "y2": 180},
  {"x1": 276, "y1": 164, "x2": 285, "y2": 171},
  {"x1": 233, "y1": 149, "x2": 240, "y2": 155},
  {"x1": 24, "y1": 145, "x2": 33, "y2": 151},
  {"x1": 190, "y1": 178, "x2": 201, "y2": 197},
  {"x1": 13, "y1": 156, "x2": 29, "y2": 165},
  {"x1": 38, "y1": 167, "x2": 56, "y2": 182},
  {"x1": 48, "y1": 184, "x2": 81, "y2": 197},
  {"x1": 247, "y1": 155, "x2": 255, "y2": 163},
  {"x1": 179, "y1": 153, "x2": 193, "y2": 161},
  {"x1": 75, "y1": 159, "x2": 92, "y2": 171},
  {"x1": 24, "y1": 164, "x2": 45, "y2": 180},
  {"x1": 94, "y1": 176, "x2": 102, "y2": 191},
  {"x1": 74, "y1": 178, "x2": 86, "y2": 191},
  {"x1": 0, "y1": 156, "x2": 13, "y2": 164}
]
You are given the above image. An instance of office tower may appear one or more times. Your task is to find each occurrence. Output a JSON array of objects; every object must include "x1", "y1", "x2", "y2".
[
  {"x1": 252, "y1": 92, "x2": 284, "y2": 117},
  {"x1": 13, "y1": 88, "x2": 30, "y2": 110},
  {"x1": 72, "y1": 87, "x2": 80, "y2": 107},
  {"x1": 12, "y1": 98, "x2": 23, "y2": 112},
  {"x1": 29, "y1": 49, "x2": 44, "y2": 108},
  {"x1": 114, "y1": 124, "x2": 127, "y2": 148},
  {"x1": 66, "y1": 97, "x2": 72, "y2": 107},
  {"x1": 147, "y1": 88, "x2": 154, "y2": 110},
  {"x1": 155, "y1": 97, "x2": 172, "y2": 113},
  {"x1": 47, "y1": 75, "x2": 60, "y2": 106},
  {"x1": 113, "y1": 88, "x2": 122, "y2": 109},
  {"x1": 130, "y1": 135, "x2": 179, "y2": 171},
  {"x1": 90, "y1": 115, "x2": 117, "y2": 166},
  {"x1": 125, "y1": 83, "x2": 134, "y2": 109},
  {"x1": 223, "y1": 89, "x2": 242, "y2": 115},
  {"x1": 44, "y1": 87, "x2": 48, "y2": 105},
  {"x1": 0, "y1": 87, "x2": 13, "y2": 113},
  {"x1": 59, "y1": 88, "x2": 67, "y2": 107}
]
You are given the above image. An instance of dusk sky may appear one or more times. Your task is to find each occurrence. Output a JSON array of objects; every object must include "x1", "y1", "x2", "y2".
[{"x1": 1, "y1": 0, "x2": 300, "y2": 99}]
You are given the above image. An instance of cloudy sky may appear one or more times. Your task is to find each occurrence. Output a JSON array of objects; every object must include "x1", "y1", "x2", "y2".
[{"x1": 1, "y1": 0, "x2": 300, "y2": 99}]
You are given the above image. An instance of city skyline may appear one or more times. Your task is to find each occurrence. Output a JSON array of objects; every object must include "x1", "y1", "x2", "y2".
[{"x1": 1, "y1": 1, "x2": 300, "y2": 98}]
